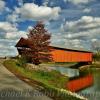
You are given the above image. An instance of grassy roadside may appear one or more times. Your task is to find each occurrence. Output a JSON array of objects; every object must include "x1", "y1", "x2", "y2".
[
  {"x1": 3, "y1": 59, "x2": 68, "y2": 88},
  {"x1": 3, "y1": 59, "x2": 87, "y2": 100}
]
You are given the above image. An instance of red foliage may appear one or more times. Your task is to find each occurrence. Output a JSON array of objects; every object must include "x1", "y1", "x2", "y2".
[{"x1": 23, "y1": 22, "x2": 52, "y2": 65}]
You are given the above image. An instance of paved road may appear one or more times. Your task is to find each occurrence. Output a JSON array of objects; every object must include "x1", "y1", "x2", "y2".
[{"x1": 0, "y1": 59, "x2": 52, "y2": 100}]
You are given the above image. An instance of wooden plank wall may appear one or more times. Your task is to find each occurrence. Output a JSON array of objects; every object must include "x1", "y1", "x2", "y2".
[{"x1": 51, "y1": 49, "x2": 92, "y2": 62}]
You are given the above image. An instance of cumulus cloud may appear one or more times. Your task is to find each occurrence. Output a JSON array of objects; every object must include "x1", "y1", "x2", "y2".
[
  {"x1": 0, "y1": 0, "x2": 11, "y2": 14},
  {"x1": 62, "y1": 16, "x2": 100, "y2": 39},
  {"x1": 83, "y1": 8, "x2": 91, "y2": 13},
  {"x1": 51, "y1": 33, "x2": 84, "y2": 49},
  {"x1": 0, "y1": 18, "x2": 29, "y2": 57},
  {"x1": 42, "y1": 0, "x2": 49, "y2": 6},
  {"x1": 7, "y1": 13, "x2": 19, "y2": 23},
  {"x1": 0, "y1": 21, "x2": 27, "y2": 40},
  {"x1": 0, "y1": 21, "x2": 27, "y2": 57},
  {"x1": 0, "y1": 30, "x2": 27, "y2": 57},
  {"x1": 5, "y1": 31, "x2": 27, "y2": 39},
  {"x1": 17, "y1": 0, "x2": 24, "y2": 6},
  {"x1": 0, "y1": 39, "x2": 18, "y2": 57},
  {"x1": 0, "y1": 0, "x2": 5, "y2": 12},
  {"x1": 0, "y1": 22, "x2": 18, "y2": 32},
  {"x1": 11, "y1": 3, "x2": 61, "y2": 21},
  {"x1": 91, "y1": 39, "x2": 100, "y2": 50},
  {"x1": 68, "y1": 0, "x2": 92, "y2": 5},
  {"x1": 52, "y1": 16, "x2": 100, "y2": 50}
]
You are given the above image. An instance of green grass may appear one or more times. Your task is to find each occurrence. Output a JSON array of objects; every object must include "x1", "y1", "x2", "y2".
[{"x1": 3, "y1": 59, "x2": 68, "y2": 89}]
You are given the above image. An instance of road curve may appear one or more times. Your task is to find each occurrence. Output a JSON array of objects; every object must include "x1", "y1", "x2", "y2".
[{"x1": 0, "y1": 59, "x2": 52, "y2": 100}]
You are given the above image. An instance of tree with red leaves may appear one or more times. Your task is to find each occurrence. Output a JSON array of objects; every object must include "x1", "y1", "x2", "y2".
[{"x1": 26, "y1": 22, "x2": 52, "y2": 65}]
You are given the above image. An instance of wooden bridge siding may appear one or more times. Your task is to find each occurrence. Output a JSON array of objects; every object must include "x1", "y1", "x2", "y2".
[{"x1": 51, "y1": 49, "x2": 92, "y2": 62}]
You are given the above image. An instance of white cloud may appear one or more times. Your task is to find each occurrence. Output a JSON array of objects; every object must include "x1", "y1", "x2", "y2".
[
  {"x1": 83, "y1": 8, "x2": 91, "y2": 13},
  {"x1": 0, "y1": 22, "x2": 18, "y2": 32},
  {"x1": 0, "y1": 0, "x2": 13, "y2": 14},
  {"x1": 64, "y1": 16, "x2": 100, "y2": 34},
  {"x1": 7, "y1": 13, "x2": 19, "y2": 22},
  {"x1": 91, "y1": 39, "x2": 100, "y2": 50},
  {"x1": 0, "y1": 39, "x2": 18, "y2": 57},
  {"x1": 0, "y1": 21, "x2": 27, "y2": 40},
  {"x1": 14, "y1": 3, "x2": 61, "y2": 21},
  {"x1": 5, "y1": 7, "x2": 12, "y2": 13},
  {"x1": 0, "y1": 21, "x2": 27, "y2": 57},
  {"x1": 0, "y1": 0, "x2": 5, "y2": 12},
  {"x1": 0, "y1": 43, "x2": 14, "y2": 49},
  {"x1": 91, "y1": 38, "x2": 97, "y2": 42},
  {"x1": 43, "y1": 0, "x2": 49, "y2": 6},
  {"x1": 5, "y1": 31, "x2": 27, "y2": 39},
  {"x1": 68, "y1": 0, "x2": 93, "y2": 5},
  {"x1": 63, "y1": 0, "x2": 67, "y2": 2},
  {"x1": 64, "y1": 29, "x2": 100, "y2": 39},
  {"x1": 0, "y1": 47, "x2": 18, "y2": 57},
  {"x1": 53, "y1": 16, "x2": 100, "y2": 50},
  {"x1": 81, "y1": 16, "x2": 93, "y2": 23},
  {"x1": 18, "y1": 0, "x2": 23, "y2": 6},
  {"x1": 27, "y1": 26, "x2": 33, "y2": 31},
  {"x1": 51, "y1": 33, "x2": 84, "y2": 49}
]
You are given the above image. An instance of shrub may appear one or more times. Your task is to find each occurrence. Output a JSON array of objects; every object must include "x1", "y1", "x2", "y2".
[
  {"x1": 93, "y1": 52, "x2": 100, "y2": 61},
  {"x1": 16, "y1": 55, "x2": 31, "y2": 67}
]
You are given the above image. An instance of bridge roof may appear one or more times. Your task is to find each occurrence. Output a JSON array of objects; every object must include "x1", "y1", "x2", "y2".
[
  {"x1": 16, "y1": 38, "x2": 92, "y2": 53},
  {"x1": 50, "y1": 46, "x2": 92, "y2": 53}
]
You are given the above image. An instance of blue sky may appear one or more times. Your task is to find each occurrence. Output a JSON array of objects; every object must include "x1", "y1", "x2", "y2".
[{"x1": 0, "y1": 0, "x2": 100, "y2": 57}]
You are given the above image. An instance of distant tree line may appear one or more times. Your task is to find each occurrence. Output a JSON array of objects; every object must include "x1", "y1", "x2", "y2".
[{"x1": 93, "y1": 51, "x2": 100, "y2": 61}]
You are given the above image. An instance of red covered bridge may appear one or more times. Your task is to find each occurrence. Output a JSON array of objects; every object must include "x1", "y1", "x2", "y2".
[
  {"x1": 51, "y1": 46, "x2": 92, "y2": 63},
  {"x1": 16, "y1": 38, "x2": 93, "y2": 63}
]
